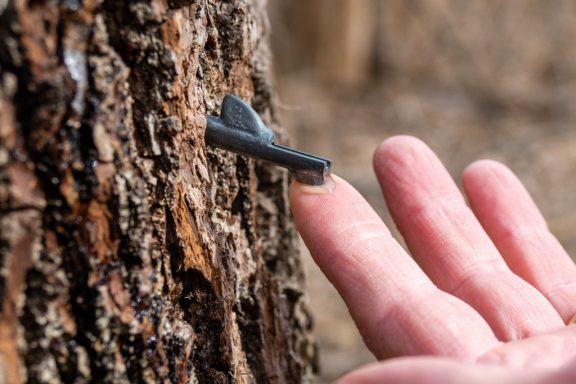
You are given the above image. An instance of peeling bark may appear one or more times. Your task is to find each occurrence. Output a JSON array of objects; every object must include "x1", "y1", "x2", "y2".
[{"x1": 0, "y1": 0, "x2": 316, "y2": 382}]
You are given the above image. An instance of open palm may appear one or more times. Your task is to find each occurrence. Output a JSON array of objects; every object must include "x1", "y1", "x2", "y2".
[{"x1": 289, "y1": 136, "x2": 576, "y2": 383}]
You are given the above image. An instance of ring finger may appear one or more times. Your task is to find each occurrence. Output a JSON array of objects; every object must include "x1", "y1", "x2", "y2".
[{"x1": 463, "y1": 160, "x2": 576, "y2": 323}]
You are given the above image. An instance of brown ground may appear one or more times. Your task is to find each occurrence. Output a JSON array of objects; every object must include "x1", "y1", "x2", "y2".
[{"x1": 269, "y1": 2, "x2": 576, "y2": 382}]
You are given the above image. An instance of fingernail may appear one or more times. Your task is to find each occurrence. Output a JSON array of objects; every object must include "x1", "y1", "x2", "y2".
[{"x1": 295, "y1": 174, "x2": 335, "y2": 194}]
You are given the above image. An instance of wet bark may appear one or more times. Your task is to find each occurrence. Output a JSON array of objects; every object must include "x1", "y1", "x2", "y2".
[{"x1": 0, "y1": 0, "x2": 316, "y2": 382}]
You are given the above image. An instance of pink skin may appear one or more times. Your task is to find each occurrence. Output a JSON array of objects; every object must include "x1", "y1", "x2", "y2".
[{"x1": 289, "y1": 136, "x2": 576, "y2": 383}]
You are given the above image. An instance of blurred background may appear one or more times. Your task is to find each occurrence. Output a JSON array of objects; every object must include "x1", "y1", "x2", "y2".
[{"x1": 267, "y1": 1, "x2": 576, "y2": 382}]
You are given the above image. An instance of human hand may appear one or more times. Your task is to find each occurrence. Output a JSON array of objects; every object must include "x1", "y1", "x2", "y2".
[{"x1": 289, "y1": 136, "x2": 576, "y2": 383}]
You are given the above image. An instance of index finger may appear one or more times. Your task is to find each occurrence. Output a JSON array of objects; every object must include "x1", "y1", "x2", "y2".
[{"x1": 289, "y1": 175, "x2": 500, "y2": 359}]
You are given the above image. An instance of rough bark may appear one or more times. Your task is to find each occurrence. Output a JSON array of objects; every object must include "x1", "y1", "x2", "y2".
[{"x1": 0, "y1": 0, "x2": 316, "y2": 382}]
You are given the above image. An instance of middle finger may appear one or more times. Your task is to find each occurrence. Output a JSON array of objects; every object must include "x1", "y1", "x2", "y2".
[{"x1": 373, "y1": 136, "x2": 563, "y2": 341}]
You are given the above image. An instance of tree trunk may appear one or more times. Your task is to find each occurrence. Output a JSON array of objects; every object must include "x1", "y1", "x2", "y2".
[
  {"x1": 269, "y1": 0, "x2": 382, "y2": 87},
  {"x1": 0, "y1": 0, "x2": 316, "y2": 382}
]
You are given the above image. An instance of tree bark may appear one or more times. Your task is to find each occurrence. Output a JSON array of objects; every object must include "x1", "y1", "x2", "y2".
[{"x1": 0, "y1": 0, "x2": 316, "y2": 382}]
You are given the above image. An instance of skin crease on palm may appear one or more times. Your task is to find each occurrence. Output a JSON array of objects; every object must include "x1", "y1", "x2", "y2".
[{"x1": 288, "y1": 136, "x2": 576, "y2": 383}]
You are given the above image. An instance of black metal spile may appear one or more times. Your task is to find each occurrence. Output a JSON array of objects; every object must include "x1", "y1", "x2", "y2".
[{"x1": 205, "y1": 95, "x2": 331, "y2": 185}]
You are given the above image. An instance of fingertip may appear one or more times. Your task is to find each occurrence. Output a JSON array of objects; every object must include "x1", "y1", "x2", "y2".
[
  {"x1": 372, "y1": 135, "x2": 463, "y2": 211},
  {"x1": 463, "y1": 159, "x2": 508, "y2": 174},
  {"x1": 462, "y1": 160, "x2": 501, "y2": 197},
  {"x1": 462, "y1": 157, "x2": 549, "y2": 234},
  {"x1": 462, "y1": 160, "x2": 534, "y2": 213},
  {"x1": 372, "y1": 135, "x2": 429, "y2": 170},
  {"x1": 289, "y1": 174, "x2": 338, "y2": 223},
  {"x1": 288, "y1": 174, "x2": 357, "y2": 236},
  {"x1": 462, "y1": 160, "x2": 512, "y2": 188},
  {"x1": 372, "y1": 136, "x2": 444, "y2": 195},
  {"x1": 289, "y1": 174, "x2": 337, "y2": 198}
]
